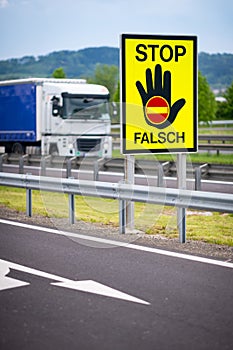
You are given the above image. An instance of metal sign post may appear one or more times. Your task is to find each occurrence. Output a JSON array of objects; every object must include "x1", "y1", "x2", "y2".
[
  {"x1": 177, "y1": 153, "x2": 187, "y2": 243},
  {"x1": 125, "y1": 154, "x2": 135, "y2": 231}
]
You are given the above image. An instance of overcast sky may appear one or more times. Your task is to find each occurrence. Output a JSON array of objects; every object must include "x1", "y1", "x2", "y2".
[{"x1": 0, "y1": 0, "x2": 232, "y2": 60}]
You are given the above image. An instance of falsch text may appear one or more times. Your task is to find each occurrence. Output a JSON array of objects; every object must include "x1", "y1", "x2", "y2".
[{"x1": 134, "y1": 131, "x2": 185, "y2": 144}]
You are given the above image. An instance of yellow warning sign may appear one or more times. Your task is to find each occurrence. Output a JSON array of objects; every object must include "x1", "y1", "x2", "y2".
[{"x1": 121, "y1": 34, "x2": 197, "y2": 154}]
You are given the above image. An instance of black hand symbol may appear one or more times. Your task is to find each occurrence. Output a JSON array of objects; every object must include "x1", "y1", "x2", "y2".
[{"x1": 136, "y1": 64, "x2": 186, "y2": 129}]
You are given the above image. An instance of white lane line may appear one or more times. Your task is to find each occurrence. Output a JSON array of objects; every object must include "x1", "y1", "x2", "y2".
[
  {"x1": 0, "y1": 259, "x2": 149, "y2": 305},
  {"x1": 0, "y1": 218, "x2": 233, "y2": 269}
]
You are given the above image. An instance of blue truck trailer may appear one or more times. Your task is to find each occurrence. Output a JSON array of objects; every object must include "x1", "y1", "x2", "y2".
[{"x1": 0, "y1": 78, "x2": 112, "y2": 157}]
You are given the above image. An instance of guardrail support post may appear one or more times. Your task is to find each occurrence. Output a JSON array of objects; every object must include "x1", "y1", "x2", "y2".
[
  {"x1": 93, "y1": 158, "x2": 104, "y2": 181},
  {"x1": 19, "y1": 154, "x2": 28, "y2": 174},
  {"x1": 67, "y1": 159, "x2": 72, "y2": 178},
  {"x1": 66, "y1": 157, "x2": 77, "y2": 178},
  {"x1": 195, "y1": 163, "x2": 209, "y2": 191},
  {"x1": 19, "y1": 156, "x2": 24, "y2": 174},
  {"x1": 195, "y1": 167, "x2": 201, "y2": 191},
  {"x1": 0, "y1": 154, "x2": 7, "y2": 172},
  {"x1": 26, "y1": 188, "x2": 32, "y2": 217},
  {"x1": 41, "y1": 155, "x2": 51, "y2": 176},
  {"x1": 19, "y1": 157, "x2": 24, "y2": 174},
  {"x1": 41, "y1": 156, "x2": 46, "y2": 176},
  {"x1": 119, "y1": 198, "x2": 126, "y2": 234},
  {"x1": 69, "y1": 193, "x2": 75, "y2": 225},
  {"x1": 93, "y1": 160, "x2": 99, "y2": 181},
  {"x1": 157, "y1": 163, "x2": 164, "y2": 187},
  {"x1": 68, "y1": 176, "x2": 75, "y2": 225}
]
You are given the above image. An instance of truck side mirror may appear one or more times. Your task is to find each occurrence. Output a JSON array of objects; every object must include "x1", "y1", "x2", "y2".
[{"x1": 51, "y1": 96, "x2": 61, "y2": 116}]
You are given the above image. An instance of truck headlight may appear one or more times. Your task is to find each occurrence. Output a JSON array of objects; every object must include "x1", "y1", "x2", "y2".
[{"x1": 103, "y1": 142, "x2": 108, "y2": 151}]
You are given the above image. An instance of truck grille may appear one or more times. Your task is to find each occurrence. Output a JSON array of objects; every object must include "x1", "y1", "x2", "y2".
[{"x1": 77, "y1": 138, "x2": 101, "y2": 152}]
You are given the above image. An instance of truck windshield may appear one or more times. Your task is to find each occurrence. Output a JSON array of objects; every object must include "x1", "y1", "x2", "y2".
[{"x1": 62, "y1": 96, "x2": 110, "y2": 120}]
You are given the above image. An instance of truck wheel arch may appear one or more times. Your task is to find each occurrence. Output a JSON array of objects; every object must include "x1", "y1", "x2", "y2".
[
  {"x1": 49, "y1": 143, "x2": 59, "y2": 155},
  {"x1": 12, "y1": 142, "x2": 24, "y2": 154}
]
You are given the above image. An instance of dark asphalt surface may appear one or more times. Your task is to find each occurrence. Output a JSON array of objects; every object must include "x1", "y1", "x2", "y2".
[{"x1": 0, "y1": 221, "x2": 233, "y2": 350}]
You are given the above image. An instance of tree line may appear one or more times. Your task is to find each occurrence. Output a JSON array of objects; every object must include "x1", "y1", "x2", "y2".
[
  {"x1": 1, "y1": 48, "x2": 232, "y2": 90},
  {"x1": 0, "y1": 46, "x2": 232, "y2": 124}
]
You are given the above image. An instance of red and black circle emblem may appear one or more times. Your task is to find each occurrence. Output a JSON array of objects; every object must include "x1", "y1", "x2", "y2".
[{"x1": 145, "y1": 96, "x2": 170, "y2": 125}]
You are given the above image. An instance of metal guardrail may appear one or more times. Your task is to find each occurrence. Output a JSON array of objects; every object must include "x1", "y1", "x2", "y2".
[
  {"x1": 0, "y1": 173, "x2": 233, "y2": 238},
  {"x1": 198, "y1": 135, "x2": 233, "y2": 142},
  {"x1": 199, "y1": 120, "x2": 233, "y2": 127},
  {"x1": 1, "y1": 153, "x2": 233, "y2": 186},
  {"x1": 198, "y1": 143, "x2": 233, "y2": 154}
]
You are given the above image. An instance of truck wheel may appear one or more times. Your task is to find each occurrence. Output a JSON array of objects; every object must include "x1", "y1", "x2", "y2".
[{"x1": 12, "y1": 143, "x2": 24, "y2": 154}]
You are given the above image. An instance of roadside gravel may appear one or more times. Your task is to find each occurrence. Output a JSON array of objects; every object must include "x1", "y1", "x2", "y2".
[{"x1": 0, "y1": 205, "x2": 232, "y2": 262}]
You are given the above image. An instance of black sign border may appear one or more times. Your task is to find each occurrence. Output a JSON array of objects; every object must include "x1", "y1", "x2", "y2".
[{"x1": 120, "y1": 33, "x2": 198, "y2": 154}]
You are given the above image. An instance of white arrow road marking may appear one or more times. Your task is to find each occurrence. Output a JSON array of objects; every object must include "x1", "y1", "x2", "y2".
[
  {"x1": 0, "y1": 259, "x2": 149, "y2": 305},
  {"x1": 0, "y1": 261, "x2": 29, "y2": 291},
  {"x1": 51, "y1": 280, "x2": 149, "y2": 304}
]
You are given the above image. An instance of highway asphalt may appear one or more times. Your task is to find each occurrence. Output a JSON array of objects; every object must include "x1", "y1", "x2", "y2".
[{"x1": 0, "y1": 220, "x2": 233, "y2": 350}]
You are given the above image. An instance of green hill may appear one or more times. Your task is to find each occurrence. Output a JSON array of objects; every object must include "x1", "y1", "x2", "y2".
[
  {"x1": 0, "y1": 47, "x2": 232, "y2": 89},
  {"x1": 0, "y1": 47, "x2": 119, "y2": 81},
  {"x1": 199, "y1": 52, "x2": 233, "y2": 89}
]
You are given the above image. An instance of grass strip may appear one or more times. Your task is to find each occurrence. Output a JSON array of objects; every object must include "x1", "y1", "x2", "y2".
[{"x1": 112, "y1": 150, "x2": 233, "y2": 164}]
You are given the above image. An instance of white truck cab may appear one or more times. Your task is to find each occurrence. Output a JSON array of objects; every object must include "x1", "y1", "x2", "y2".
[{"x1": 0, "y1": 78, "x2": 113, "y2": 158}]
